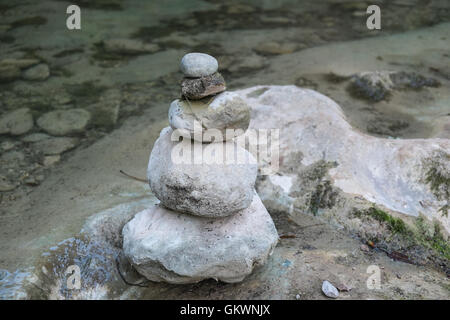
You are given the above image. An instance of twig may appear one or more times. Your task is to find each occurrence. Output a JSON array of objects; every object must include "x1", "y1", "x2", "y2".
[
  {"x1": 119, "y1": 170, "x2": 147, "y2": 183},
  {"x1": 115, "y1": 257, "x2": 149, "y2": 288}
]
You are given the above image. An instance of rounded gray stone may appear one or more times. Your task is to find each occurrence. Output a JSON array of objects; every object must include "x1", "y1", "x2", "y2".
[
  {"x1": 0, "y1": 108, "x2": 34, "y2": 136},
  {"x1": 122, "y1": 193, "x2": 279, "y2": 284},
  {"x1": 148, "y1": 127, "x2": 257, "y2": 217},
  {"x1": 37, "y1": 109, "x2": 91, "y2": 136},
  {"x1": 180, "y1": 53, "x2": 218, "y2": 77}
]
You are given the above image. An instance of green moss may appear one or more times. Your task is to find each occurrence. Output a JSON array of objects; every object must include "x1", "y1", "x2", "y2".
[
  {"x1": 365, "y1": 207, "x2": 410, "y2": 235},
  {"x1": 353, "y1": 207, "x2": 449, "y2": 261},
  {"x1": 414, "y1": 216, "x2": 450, "y2": 260},
  {"x1": 423, "y1": 152, "x2": 450, "y2": 217}
]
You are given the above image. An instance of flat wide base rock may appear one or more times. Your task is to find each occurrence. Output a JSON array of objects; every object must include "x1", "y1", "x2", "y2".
[{"x1": 122, "y1": 193, "x2": 279, "y2": 284}]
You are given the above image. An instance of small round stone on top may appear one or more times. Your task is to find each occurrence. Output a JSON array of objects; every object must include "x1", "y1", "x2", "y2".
[{"x1": 180, "y1": 53, "x2": 218, "y2": 78}]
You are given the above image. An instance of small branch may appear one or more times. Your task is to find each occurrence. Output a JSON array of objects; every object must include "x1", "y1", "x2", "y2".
[
  {"x1": 115, "y1": 257, "x2": 149, "y2": 288},
  {"x1": 119, "y1": 170, "x2": 147, "y2": 183}
]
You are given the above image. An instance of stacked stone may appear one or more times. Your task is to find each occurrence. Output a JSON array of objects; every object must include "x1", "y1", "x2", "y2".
[{"x1": 122, "y1": 53, "x2": 279, "y2": 284}]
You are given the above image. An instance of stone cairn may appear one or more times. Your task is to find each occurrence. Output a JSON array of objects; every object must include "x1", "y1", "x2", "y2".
[{"x1": 122, "y1": 53, "x2": 279, "y2": 284}]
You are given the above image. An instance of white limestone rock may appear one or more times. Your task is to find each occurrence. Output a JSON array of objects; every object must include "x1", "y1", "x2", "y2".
[
  {"x1": 322, "y1": 280, "x2": 339, "y2": 299},
  {"x1": 180, "y1": 53, "x2": 218, "y2": 77},
  {"x1": 148, "y1": 127, "x2": 257, "y2": 217},
  {"x1": 122, "y1": 193, "x2": 279, "y2": 284},
  {"x1": 168, "y1": 91, "x2": 250, "y2": 142},
  {"x1": 238, "y1": 85, "x2": 450, "y2": 233}
]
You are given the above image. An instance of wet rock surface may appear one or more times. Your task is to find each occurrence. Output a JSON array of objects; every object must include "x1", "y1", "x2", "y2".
[
  {"x1": 0, "y1": 108, "x2": 34, "y2": 136},
  {"x1": 37, "y1": 109, "x2": 91, "y2": 136},
  {"x1": 180, "y1": 53, "x2": 218, "y2": 78}
]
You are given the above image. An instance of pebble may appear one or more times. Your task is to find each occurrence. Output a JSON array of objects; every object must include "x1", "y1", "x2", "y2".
[
  {"x1": 360, "y1": 244, "x2": 370, "y2": 252},
  {"x1": 181, "y1": 72, "x2": 226, "y2": 100},
  {"x1": 42, "y1": 155, "x2": 61, "y2": 166},
  {"x1": 0, "y1": 108, "x2": 34, "y2": 135},
  {"x1": 0, "y1": 175, "x2": 16, "y2": 192},
  {"x1": 22, "y1": 63, "x2": 50, "y2": 81},
  {"x1": 33, "y1": 137, "x2": 79, "y2": 155},
  {"x1": 322, "y1": 280, "x2": 339, "y2": 299},
  {"x1": 37, "y1": 109, "x2": 91, "y2": 136},
  {"x1": 102, "y1": 38, "x2": 159, "y2": 55},
  {"x1": 180, "y1": 53, "x2": 218, "y2": 78}
]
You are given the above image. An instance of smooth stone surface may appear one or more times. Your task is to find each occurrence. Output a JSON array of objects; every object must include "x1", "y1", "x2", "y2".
[
  {"x1": 37, "y1": 109, "x2": 91, "y2": 136},
  {"x1": 0, "y1": 108, "x2": 34, "y2": 136},
  {"x1": 180, "y1": 53, "x2": 218, "y2": 77},
  {"x1": 148, "y1": 127, "x2": 257, "y2": 217},
  {"x1": 322, "y1": 281, "x2": 339, "y2": 298},
  {"x1": 181, "y1": 72, "x2": 226, "y2": 100},
  {"x1": 22, "y1": 63, "x2": 49, "y2": 81},
  {"x1": 169, "y1": 91, "x2": 250, "y2": 142},
  {"x1": 33, "y1": 137, "x2": 79, "y2": 155},
  {"x1": 239, "y1": 85, "x2": 450, "y2": 232},
  {"x1": 122, "y1": 193, "x2": 279, "y2": 284}
]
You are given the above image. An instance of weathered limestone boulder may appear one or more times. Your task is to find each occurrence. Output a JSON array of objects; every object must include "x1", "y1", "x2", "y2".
[
  {"x1": 238, "y1": 85, "x2": 449, "y2": 232},
  {"x1": 148, "y1": 127, "x2": 257, "y2": 217},
  {"x1": 122, "y1": 193, "x2": 279, "y2": 284},
  {"x1": 169, "y1": 91, "x2": 250, "y2": 142}
]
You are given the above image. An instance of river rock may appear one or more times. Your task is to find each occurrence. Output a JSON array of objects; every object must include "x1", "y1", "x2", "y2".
[
  {"x1": 322, "y1": 280, "x2": 339, "y2": 298},
  {"x1": 181, "y1": 72, "x2": 226, "y2": 100},
  {"x1": 169, "y1": 91, "x2": 250, "y2": 142},
  {"x1": 148, "y1": 127, "x2": 257, "y2": 217},
  {"x1": 180, "y1": 53, "x2": 218, "y2": 77},
  {"x1": 0, "y1": 108, "x2": 34, "y2": 136},
  {"x1": 22, "y1": 63, "x2": 50, "y2": 81},
  {"x1": 122, "y1": 193, "x2": 279, "y2": 284},
  {"x1": 37, "y1": 109, "x2": 91, "y2": 136}
]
